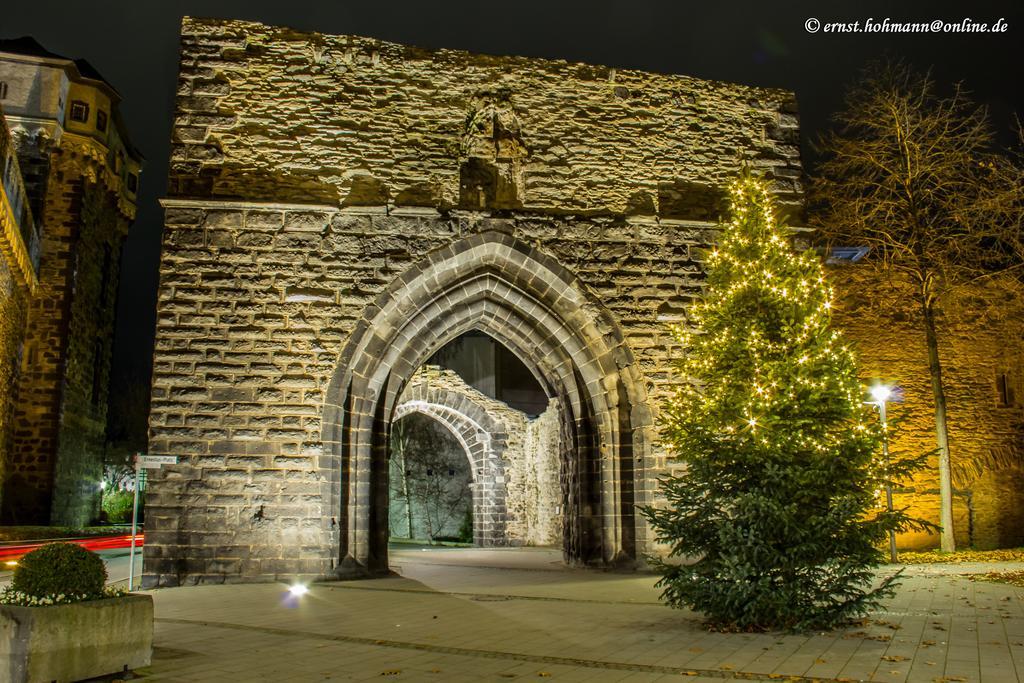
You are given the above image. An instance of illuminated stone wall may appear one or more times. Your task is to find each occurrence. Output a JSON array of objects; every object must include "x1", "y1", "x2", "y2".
[
  {"x1": 167, "y1": 18, "x2": 802, "y2": 213},
  {"x1": 0, "y1": 110, "x2": 37, "y2": 518},
  {"x1": 518, "y1": 402, "x2": 562, "y2": 547},
  {"x1": 0, "y1": 257, "x2": 28, "y2": 496},
  {"x1": 831, "y1": 267, "x2": 1024, "y2": 550},
  {"x1": 145, "y1": 16, "x2": 803, "y2": 585},
  {"x1": 4, "y1": 142, "x2": 130, "y2": 526}
]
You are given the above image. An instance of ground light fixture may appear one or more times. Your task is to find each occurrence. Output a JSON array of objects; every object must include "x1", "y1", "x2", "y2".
[
  {"x1": 281, "y1": 582, "x2": 310, "y2": 609},
  {"x1": 866, "y1": 382, "x2": 897, "y2": 563}
]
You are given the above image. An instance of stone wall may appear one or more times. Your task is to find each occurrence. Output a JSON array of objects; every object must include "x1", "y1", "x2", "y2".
[
  {"x1": 515, "y1": 402, "x2": 562, "y2": 546},
  {"x1": 0, "y1": 111, "x2": 37, "y2": 516},
  {"x1": 4, "y1": 141, "x2": 129, "y2": 526},
  {"x1": 145, "y1": 16, "x2": 803, "y2": 585},
  {"x1": 0, "y1": 256, "x2": 27, "y2": 496},
  {"x1": 831, "y1": 266, "x2": 1024, "y2": 550},
  {"x1": 145, "y1": 205, "x2": 720, "y2": 583},
  {"x1": 170, "y1": 17, "x2": 802, "y2": 214}
]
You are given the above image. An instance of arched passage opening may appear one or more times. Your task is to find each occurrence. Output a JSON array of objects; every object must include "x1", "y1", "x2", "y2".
[
  {"x1": 322, "y1": 231, "x2": 653, "y2": 577},
  {"x1": 393, "y1": 368, "x2": 512, "y2": 548},
  {"x1": 388, "y1": 410, "x2": 475, "y2": 545},
  {"x1": 392, "y1": 362, "x2": 561, "y2": 548}
]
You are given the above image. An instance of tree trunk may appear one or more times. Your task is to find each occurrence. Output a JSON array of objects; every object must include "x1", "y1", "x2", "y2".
[
  {"x1": 393, "y1": 428, "x2": 415, "y2": 539},
  {"x1": 400, "y1": 451, "x2": 414, "y2": 539},
  {"x1": 922, "y1": 299, "x2": 956, "y2": 552}
]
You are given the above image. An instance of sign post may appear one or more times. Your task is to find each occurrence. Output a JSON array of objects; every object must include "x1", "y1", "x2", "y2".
[{"x1": 128, "y1": 454, "x2": 178, "y2": 591}]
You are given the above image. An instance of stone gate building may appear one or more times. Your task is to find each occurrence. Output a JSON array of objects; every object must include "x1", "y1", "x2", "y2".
[
  {"x1": 148, "y1": 17, "x2": 1024, "y2": 586},
  {"x1": 144, "y1": 16, "x2": 802, "y2": 585}
]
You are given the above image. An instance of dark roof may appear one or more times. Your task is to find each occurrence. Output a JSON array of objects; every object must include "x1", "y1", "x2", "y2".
[
  {"x1": 72, "y1": 58, "x2": 106, "y2": 84},
  {"x1": 0, "y1": 36, "x2": 117, "y2": 96},
  {"x1": 0, "y1": 36, "x2": 66, "y2": 60}
]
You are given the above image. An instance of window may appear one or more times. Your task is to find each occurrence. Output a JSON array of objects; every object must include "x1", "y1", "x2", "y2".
[
  {"x1": 96, "y1": 110, "x2": 107, "y2": 132},
  {"x1": 127, "y1": 172, "x2": 138, "y2": 194},
  {"x1": 0, "y1": 81, "x2": 8, "y2": 100},
  {"x1": 997, "y1": 373, "x2": 1016, "y2": 408},
  {"x1": 69, "y1": 100, "x2": 89, "y2": 123}
]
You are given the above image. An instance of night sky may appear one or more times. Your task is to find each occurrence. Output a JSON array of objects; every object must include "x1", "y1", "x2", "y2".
[{"x1": 2, "y1": 0, "x2": 1022, "y2": 436}]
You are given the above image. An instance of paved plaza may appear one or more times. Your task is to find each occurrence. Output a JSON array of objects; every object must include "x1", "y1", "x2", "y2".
[{"x1": 130, "y1": 547, "x2": 1024, "y2": 682}]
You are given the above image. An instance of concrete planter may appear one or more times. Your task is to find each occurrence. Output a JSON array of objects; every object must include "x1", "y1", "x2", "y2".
[{"x1": 0, "y1": 594, "x2": 153, "y2": 683}]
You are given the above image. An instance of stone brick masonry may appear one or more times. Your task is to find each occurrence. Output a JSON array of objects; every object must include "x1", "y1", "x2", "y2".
[
  {"x1": 167, "y1": 19, "x2": 802, "y2": 213},
  {"x1": 146, "y1": 206, "x2": 721, "y2": 584},
  {"x1": 830, "y1": 267, "x2": 1024, "y2": 551},
  {"x1": 0, "y1": 43, "x2": 140, "y2": 526},
  {"x1": 146, "y1": 16, "x2": 803, "y2": 586},
  {"x1": 5, "y1": 140, "x2": 130, "y2": 525}
]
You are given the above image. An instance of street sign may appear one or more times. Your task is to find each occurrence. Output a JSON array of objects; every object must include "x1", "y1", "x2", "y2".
[
  {"x1": 135, "y1": 454, "x2": 178, "y2": 469},
  {"x1": 128, "y1": 453, "x2": 177, "y2": 590}
]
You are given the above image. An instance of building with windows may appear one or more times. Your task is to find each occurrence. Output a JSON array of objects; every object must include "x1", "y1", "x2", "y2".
[
  {"x1": 0, "y1": 106, "x2": 40, "y2": 512},
  {"x1": 0, "y1": 37, "x2": 141, "y2": 526}
]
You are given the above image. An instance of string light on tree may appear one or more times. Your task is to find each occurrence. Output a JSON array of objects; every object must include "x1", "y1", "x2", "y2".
[{"x1": 641, "y1": 171, "x2": 933, "y2": 632}]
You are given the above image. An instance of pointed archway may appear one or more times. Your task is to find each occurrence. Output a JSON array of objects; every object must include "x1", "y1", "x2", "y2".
[{"x1": 321, "y1": 231, "x2": 653, "y2": 576}]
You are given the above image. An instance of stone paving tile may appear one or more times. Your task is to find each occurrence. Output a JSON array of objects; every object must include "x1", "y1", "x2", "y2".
[{"x1": 129, "y1": 550, "x2": 1024, "y2": 682}]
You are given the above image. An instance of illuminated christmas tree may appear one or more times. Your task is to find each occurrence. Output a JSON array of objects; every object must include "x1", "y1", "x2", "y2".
[{"x1": 643, "y1": 172, "x2": 928, "y2": 631}]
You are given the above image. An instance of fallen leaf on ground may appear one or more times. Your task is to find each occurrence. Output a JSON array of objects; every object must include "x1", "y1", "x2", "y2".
[{"x1": 898, "y1": 548, "x2": 1024, "y2": 564}]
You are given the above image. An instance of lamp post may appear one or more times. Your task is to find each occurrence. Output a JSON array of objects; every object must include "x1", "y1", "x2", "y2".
[{"x1": 869, "y1": 384, "x2": 898, "y2": 563}]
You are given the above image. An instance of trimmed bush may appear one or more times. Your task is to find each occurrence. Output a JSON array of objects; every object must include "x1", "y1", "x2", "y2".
[
  {"x1": 102, "y1": 489, "x2": 135, "y2": 523},
  {"x1": 11, "y1": 542, "x2": 107, "y2": 599}
]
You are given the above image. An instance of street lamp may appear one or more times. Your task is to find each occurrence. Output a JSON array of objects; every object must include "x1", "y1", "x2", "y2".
[{"x1": 868, "y1": 383, "x2": 897, "y2": 563}]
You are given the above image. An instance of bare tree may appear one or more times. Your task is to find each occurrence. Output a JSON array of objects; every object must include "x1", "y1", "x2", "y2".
[
  {"x1": 811, "y1": 61, "x2": 1024, "y2": 552},
  {"x1": 389, "y1": 415, "x2": 472, "y2": 542}
]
